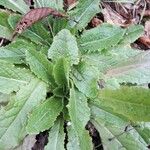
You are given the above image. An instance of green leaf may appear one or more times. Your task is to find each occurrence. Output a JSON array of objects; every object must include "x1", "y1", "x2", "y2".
[
  {"x1": 34, "y1": 0, "x2": 64, "y2": 11},
  {"x1": 67, "y1": 87, "x2": 92, "y2": 150},
  {"x1": 53, "y1": 86, "x2": 65, "y2": 97},
  {"x1": 79, "y1": 23, "x2": 125, "y2": 53},
  {"x1": 72, "y1": 61, "x2": 99, "y2": 98},
  {"x1": 0, "y1": 61, "x2": 34, "y2": 94},
  {"x1": 48, "y1": 29, "x2": 79, "y2": 65},
  {"x1": 90, "y1": 105, "x2": 148, "y2": 150},
  {"x1": 0, "y1": 39, "x2": 35, "y2": 64},
  {"x1": 67, "y1": 125, "x2": 92, "y2": 150},
  {"x1": 45, "y1": 118, "x2": 65, "y2": 150},
  {"x1": 120, "y1": 25, "x2": 144, "y2": 45},
  {"x1": 0, "y1": 79, "x2": 47, "y2": 149},
  {"x1": 68, "y1": 0, "x2": 101, "y2": 30},
  {"x1": 26, "y1": 49, "x2": 56, "y2": 87},
  {"x1": 0, "y1": 10, "x2": 12, "y2": 40},
  {"x1": 105, "y1": 50, "x2": 150, "y2": 86},
  {"x1": 53, "y1": 57, "x2": 70, "y2": 87},
  {"x1": 52, "y1": 18, "x2": 68, "y2": 35},
  {"x1": 26, "y1": 96, "x2": 63, "y2": 134},
  {"x1": 91, "y1": 87, "x2": 150, "y2": 121},
  {"x1": 0, "y1": 0, "x2": 29, "y2": 14},
  {"x1": 67, "y1": 126, "x2": 80, "y2": 150}
]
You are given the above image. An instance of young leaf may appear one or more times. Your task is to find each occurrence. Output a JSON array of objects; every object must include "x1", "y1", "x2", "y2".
[
  {"x1": 34, "y1": 0, "x2": 64, "y2": 11},
  {"x1": 0, "y1": 79, "x2": 47, "y2": 150},
  {"x1": 48, "y1": 29, "x2": 79, "y2": 65},
  {"x1": 26, "y1": 96, "x2": 63, "y2": 134},
  {"x1": 90, "y1": 87, "x2": 150, "y2": 121},
  {"x1": 12, "y1": 7, "x2": 66, "y2": 39},
  {"x1": 79, "y1": 23, "x2": 125, "y2": 53},
  {"x1": 0, "y1": 61, "x2": 34, "y2": 94},
  {"x1": 72, "y1": 61, "x2": 99, "y2": 98},
  {"x1": 45, "y1": 118, "x2": 65, "y2": 150},
  {"x1": 67, "y1": 87, "x2": 92, "y2": 150},
  {"x1": 0, "y1": 39, "x2": 35, "y2": 64},
  {"x1": 68, "y1": 0, "x2": 101, "y2": 30},
  {"x1": 26, "y1": 48, "x2": 56, "y2": 87},
  {"x1": 0, "y1": 0, "x2": 29, "y2": 14},
  {"x1": 53, "y1": 57, "x2": 70, "y2": 87},
  {"x1": 90, "y1": 105, "x2": 148, "y2": 150}
]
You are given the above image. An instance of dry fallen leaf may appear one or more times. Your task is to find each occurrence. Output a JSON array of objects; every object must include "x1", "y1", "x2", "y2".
[
  {"x1": 138, "y1": 21, "x2": 150, "y2": 49},
  {"x1": 102, "y1": 3, "x2": 134, "y2": 27},
  {"x1": 12, "y1": 7, "x2": 67, "y2": 40}
]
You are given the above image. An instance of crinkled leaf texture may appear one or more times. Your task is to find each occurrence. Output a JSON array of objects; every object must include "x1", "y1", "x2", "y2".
[
  {"x1": 0, "y1": 0, "x2": 29, "y2": 14},
  {"x1": 26, "y1": 96, "x2": 63, "y2": 134},
  {"x1": 53, "y1": 57, "x2": 70, "y2": 87},
  {"x1": 45, "y1": 118, "x2": 65, "y2": 150},
  {"x1": 0, "y1": 61, "x2": 34, "y2": 94},
  {"x1": 67, "y1": 87, "x2": 92, "y2": 150},
  {"x1": 68, "y1": 0, "x2": 101, "y2": 30},
  {"x1": 90, "y1": 105, "x2": 149, "y2": 150},
  {"x1": 79, "y1": 23, "x2": 126, "y2": 53},
  {"x1": 26, "y1": 48, "x2": 56, "y2": 87},
  {"x1": 48, "y1": 29, "x2": 79, "y2": 65},
  {"x1": 90, "y1": 87, "x2": 150, "y2": 122},
  {"x1": 0, "y1": 79, "x2": 47, "y2": 149},
  {"x1": 72, "y1": 61, "x2": 99, "y2": 98}
]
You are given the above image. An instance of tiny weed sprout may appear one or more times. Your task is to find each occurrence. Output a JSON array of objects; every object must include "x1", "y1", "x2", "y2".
[{"x1": 0, "y1": 0, "x2": 150, "y2": 150}]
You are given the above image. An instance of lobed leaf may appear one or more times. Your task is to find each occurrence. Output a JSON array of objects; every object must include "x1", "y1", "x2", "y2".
[
  {"x1": 48, "y1": 29, "x2": 79, "y2": 65},
  {"x1": 26, "y1": 96, "x2": 63, "y2": 134},
  {"x1": 0, "y1": 79, "x2": 47, "y2": 149}
]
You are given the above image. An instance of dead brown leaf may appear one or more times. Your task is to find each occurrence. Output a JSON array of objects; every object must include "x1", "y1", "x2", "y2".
[
  {"x1": 91, "y1": 17, "x2": 103, "y2": 27},
  {"x1": 102, "y1": 4, "x2": 133, "y2": 27},
  {"x1": 12, "y1": 7, "x2": 67, "y2": 40}
]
